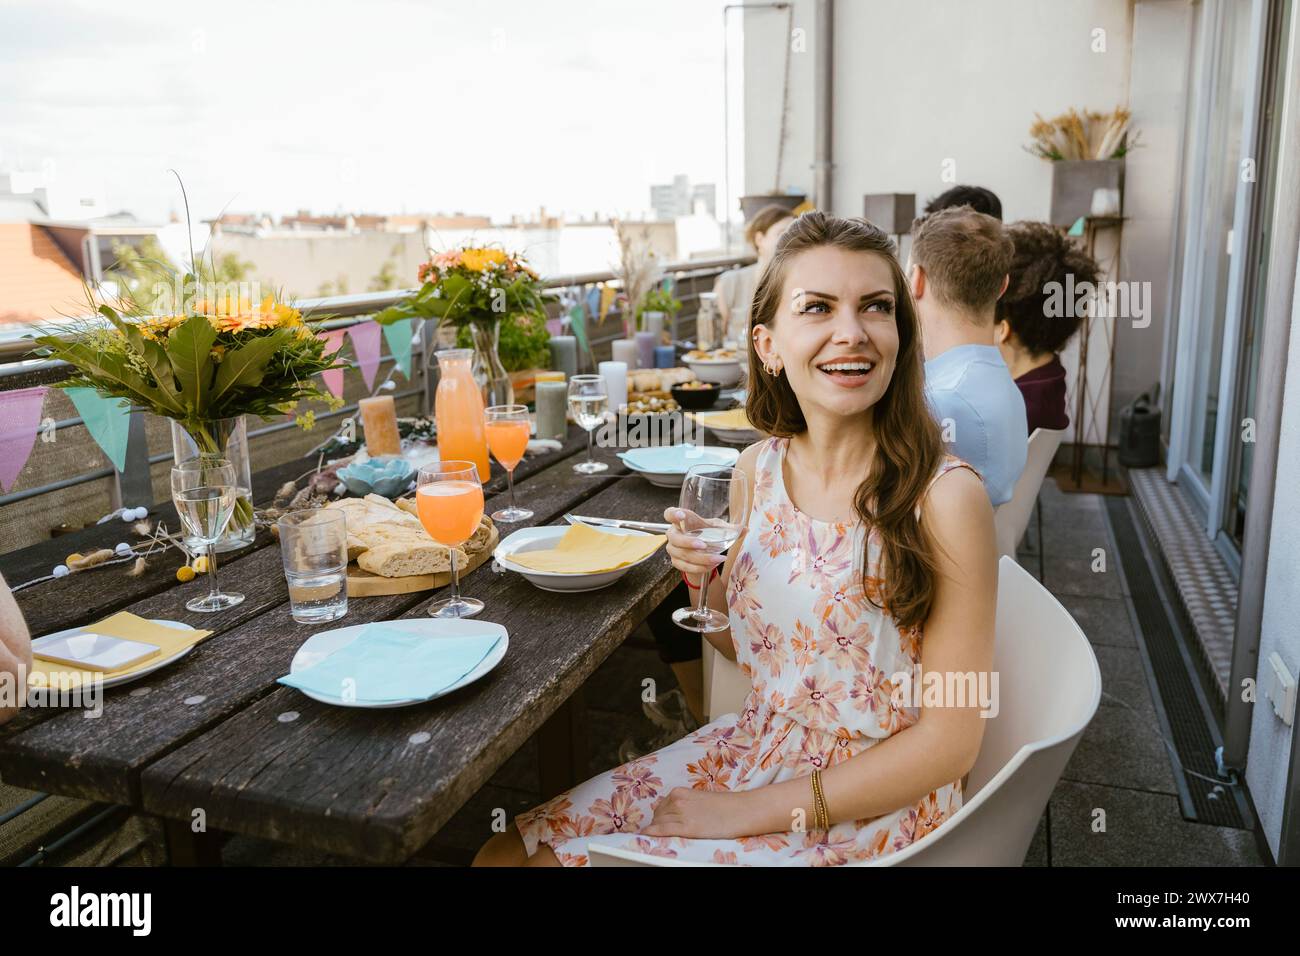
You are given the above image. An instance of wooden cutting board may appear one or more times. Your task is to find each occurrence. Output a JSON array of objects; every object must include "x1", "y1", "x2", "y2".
[{"x1": 345, "y1": 524, "x2": 499, "y2": 598}]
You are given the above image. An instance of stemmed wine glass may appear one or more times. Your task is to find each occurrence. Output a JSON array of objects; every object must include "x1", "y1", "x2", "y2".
[
  {"x1": 416, "y1": 460, "x2": 485, "y2": 618},
  {"x1": 672, "y1": 464, "x2": 749, "y2": 633},
  {"x1": 568, "y1": 374, "x2": 609, "y2": 474},
  {"x1": 484, "y1": 404, "x2": 533, "y2": 523},
  {"x1": 171, "y1": 456, "x2": 245, "y2": 613}
]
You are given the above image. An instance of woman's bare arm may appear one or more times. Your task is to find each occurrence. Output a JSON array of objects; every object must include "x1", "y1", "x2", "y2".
[{"x1": 0, "y1": 571, "x2": 33, "y2": 726}]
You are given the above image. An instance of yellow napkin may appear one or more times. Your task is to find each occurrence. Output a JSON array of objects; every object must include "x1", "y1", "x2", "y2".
[
  {"x1": 691, "y1": 408, "x2": 758, "y2": 430},
  {"x1": 29, "y1": 611, "x2": 212, "y2": 691},
  {"x1": 509, "y1": 523, "x2": 665, "y2": 574}
]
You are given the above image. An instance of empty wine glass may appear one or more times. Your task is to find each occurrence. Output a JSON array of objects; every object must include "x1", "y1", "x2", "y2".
[
  {"x1": 416, "y1": 460, "x2": 485, "y2": 618},
  {"x1": 568, "y1": 374, "x2": 609, "y2": 474},
  {"x1": 171, "y1": 456, "x2": 245, "y2": 613},
  {"x1": 672, "y1": 464, "x2": 749, "y2": 633}
]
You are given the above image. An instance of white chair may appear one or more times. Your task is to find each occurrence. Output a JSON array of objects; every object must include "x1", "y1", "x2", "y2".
[
  {"x1": 590, "y1": 557, "x2": 1101, "y2": 867},
  {"x1": 993, "y1": 427, "x2": 1066, "y2": 579}
]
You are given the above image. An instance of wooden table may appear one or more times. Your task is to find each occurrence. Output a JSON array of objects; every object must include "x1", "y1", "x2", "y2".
[{"x1": 0, "y1": 426, "x2": 681, "y2": 864}]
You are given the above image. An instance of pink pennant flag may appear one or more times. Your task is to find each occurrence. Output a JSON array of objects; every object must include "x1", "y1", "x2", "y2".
[
  {"x1": 545, "y1": 318, "x2": 562, "y2": 336},
  {"x1": 0, "y1": 386, "x2": 47, "y2": 493},
  {"x1": 347, "y1": 321, "x2": 383, "y2": 391},
  {"x1": 318, "y1": 329, "x2": 347, "y2": 399}
]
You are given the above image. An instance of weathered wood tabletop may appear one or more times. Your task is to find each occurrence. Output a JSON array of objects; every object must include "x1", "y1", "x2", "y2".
[{"x1": 0, "y1": 426, "x2": 682, "y2": 863}]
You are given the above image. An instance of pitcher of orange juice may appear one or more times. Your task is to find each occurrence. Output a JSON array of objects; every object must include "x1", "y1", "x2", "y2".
[{"x1": 434, "y1": 348, "x2": 491, "y2": 482}]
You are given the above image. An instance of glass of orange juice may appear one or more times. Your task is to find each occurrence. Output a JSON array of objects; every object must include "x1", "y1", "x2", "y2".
[
  {"x1": 416, "y1": 460, "x2": 485, "y2": 618},
  {"x1": 485, "y1": 404, "x2": 533, "y2": 523}
]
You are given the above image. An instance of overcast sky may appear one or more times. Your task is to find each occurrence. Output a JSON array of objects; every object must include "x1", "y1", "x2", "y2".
[{"x1": 0, "y1": 0, "x2": 732, "y2": 223}]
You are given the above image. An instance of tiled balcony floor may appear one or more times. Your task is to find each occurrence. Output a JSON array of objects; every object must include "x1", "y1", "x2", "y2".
[{"x1": 216, "y1": 480, "x2": 1268, "y2": 867}]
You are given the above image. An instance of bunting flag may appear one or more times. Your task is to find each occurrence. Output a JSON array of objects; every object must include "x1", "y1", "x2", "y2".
[
  {"x1": 0, "y1": 385, "x2": 47, "y2": 493},
  {"x1": 381, "y1": 318, "x2": 415, "y2": 380},
  {"x1": 598, "y1": 284, "x2": 617, "y2": 326},
  {"x1": 545, "y1": 318, "x2": 563, "y2": 336},
  {"x1": 318, "y1": 329, "x2": 347, "y2": 399},
  {"x1": 65, "y1": 387, "x2": 131, "y2": 472},
  {"x1": 347, "y1": 320, "x2": 383, "y2": 391},
  {"x1": 568, "y1": 298, "x2": 592, "y2": 363},
  {"x1": 585, "y1": 285, "x2": 601, "y2": 321}
]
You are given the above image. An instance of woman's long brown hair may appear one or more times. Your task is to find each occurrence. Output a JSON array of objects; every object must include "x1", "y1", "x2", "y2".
[{"x1": 745, "y1": 211, "x2": 945, "y2": 631}]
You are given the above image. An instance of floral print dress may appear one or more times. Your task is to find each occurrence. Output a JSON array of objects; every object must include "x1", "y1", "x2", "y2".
[{"x1": 514, "y1": 437, "x2": 974, "y2": 866}]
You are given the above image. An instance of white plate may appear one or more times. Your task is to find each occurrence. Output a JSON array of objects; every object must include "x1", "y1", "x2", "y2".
[
  {"x1": 618, "y1": 445, "x2": 739, "y2": 488},
  {"x1": 495, "y1": 524, "x2": 660, "y2": 592},
  {"x1": 288, "y1": 618, "x2": 509, "y2": 708},
  {"x1": 29, "y1": 619, "x2": 197, "y2": 692}
]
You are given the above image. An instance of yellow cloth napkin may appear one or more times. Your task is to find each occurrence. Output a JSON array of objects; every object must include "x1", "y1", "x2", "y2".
[
  {"x1": 691, "y1": 408, "x2": 758, "y2": 430},
  {"x1": 509, "y1": 523, "x2": 665, "y2": 574},
  {"x1": 29, "y1": 611, "x2": 212, "y2": 690}
]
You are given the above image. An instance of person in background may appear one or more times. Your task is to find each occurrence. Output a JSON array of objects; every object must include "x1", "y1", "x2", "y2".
[
  {"x1": 710, "y1": 204, "x2": 796, "y2": 347},
  {"x1": 909, "y1": 206, "x2": 1027, "y2": 506},
  {"x1": 0, "y1": 572, "x2": 32, "y2": 726},
  {"x1": 924, "y1": 184, "x2": 1003, "y2": 221},
  {"x1": 996, "y1": 221, "x2": 1102, "y2": 433}
]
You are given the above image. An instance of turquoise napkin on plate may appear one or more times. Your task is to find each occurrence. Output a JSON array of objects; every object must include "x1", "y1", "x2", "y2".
[{"x1": 278, "y1": 623, "x2": 502, "y2": 703}]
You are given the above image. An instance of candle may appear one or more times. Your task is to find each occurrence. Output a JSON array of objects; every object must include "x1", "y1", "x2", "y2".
[
  {"x1": 534, "y1": 370, "x2": 566, "y2": 384},
  {"x1": 611, "y1": 338, "x2": 638, "y2": 369},
  {"x1": 635, "y1": 331, "x2": 656, "y2": 370},
  {"x1": 358, "y1": 395, "x2": 401, "y2": 457},
  {"x1": 535, "y1": 381, "x2": 569, "y2": 441},
  {"x1": 598, "y1": 360, "x2": 628, "y2": 414},
  {"x1": 643, "y1": 311, "x2": 665, "y2": 344},
  {"x1": 654, "y1": 345, "x2": 676, "y2": 369},
  {"x1": 549, "y1": 335, "x2": 577, "y2": 379}
]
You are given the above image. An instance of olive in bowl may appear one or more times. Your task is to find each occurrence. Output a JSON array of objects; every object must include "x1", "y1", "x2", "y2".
[{"x1": 670, "y1": 381, "x2": 721, "y2": 410}]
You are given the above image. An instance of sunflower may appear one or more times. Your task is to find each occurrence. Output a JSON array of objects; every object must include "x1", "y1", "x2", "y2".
[{"x1": 461, "y1": 248, "x2": 507, "y2": 272}]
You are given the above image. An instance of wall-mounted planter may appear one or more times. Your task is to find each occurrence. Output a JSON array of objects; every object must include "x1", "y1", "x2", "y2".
[{"x1": 1049, "y1": 159, "x2": 1124, "y2": 227}]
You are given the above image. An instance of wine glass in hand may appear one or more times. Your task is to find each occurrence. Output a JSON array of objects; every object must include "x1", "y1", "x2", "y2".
[
  {"x1": 417, "y1": 460, "x2": 485, "y2": 618},
  {"x1": 671, "y1": 464, "x2": 748, "y2": 633},
  {"x1": 171, "y1": 456, "x2": 245, "y2": 613}
]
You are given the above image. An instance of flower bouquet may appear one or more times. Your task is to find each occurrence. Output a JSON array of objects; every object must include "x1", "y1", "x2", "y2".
[
  {"x1": 373, "y1": 246, "x2": 553, "y2": 405},
  {"x1": 34, "y1": 290, "x2": 344, "y2": 546}
]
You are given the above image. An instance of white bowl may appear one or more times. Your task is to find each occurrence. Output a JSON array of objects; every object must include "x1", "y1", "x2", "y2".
[
  {"x1": 618, "y1": 445, "x2": 740, "y2": 488},
  {"x1": 494, "y1": 524, "x2": 661, "y2": 592},
  {"x1": 686, "y1": 358, "x2": 744, "y2": 386}
]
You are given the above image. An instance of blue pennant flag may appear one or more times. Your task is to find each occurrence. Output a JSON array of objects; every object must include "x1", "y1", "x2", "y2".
[
  {"x1": 65, "y1": 387, "x2": 131, "y2": 471},
  {"x1": 381, "y1": 318, "x2": 415, "y2": 379}
]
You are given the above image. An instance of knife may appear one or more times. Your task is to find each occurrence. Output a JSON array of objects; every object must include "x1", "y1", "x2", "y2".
[{"x1": 563, "y1": 514, "x2": 672, "y2": 533}]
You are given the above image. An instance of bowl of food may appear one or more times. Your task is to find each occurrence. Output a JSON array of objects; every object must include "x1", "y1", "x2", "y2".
[
  {"x1": 670, "y1": 380, "x2": 721, "y2": 410},
  {"x1": 684, "y1": 348, "x2": 744, "y2": 386}
]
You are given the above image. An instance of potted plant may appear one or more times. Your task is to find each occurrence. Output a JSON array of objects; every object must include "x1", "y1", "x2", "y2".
[
  {"x1": 637, "y1": 284, "x2": 682, "y2": 344},
  {"x1": 374, "y1": 246, "x2": 553, "y2": 406},
  {"x1": 1026, "y1": 107, "x2": 1139, "y2": 227}
]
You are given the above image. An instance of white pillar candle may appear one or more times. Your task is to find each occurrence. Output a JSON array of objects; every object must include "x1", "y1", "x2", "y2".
[
  {"x1": 611, "y1": 338, "x2": 638, "y2": 368},
  {"x1": 598, "y1": 360, "x2": 628, "y2": 414}
]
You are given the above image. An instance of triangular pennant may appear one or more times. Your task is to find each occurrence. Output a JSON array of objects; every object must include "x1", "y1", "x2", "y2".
[
  {"x1": 65, "y1": 387, "x2": 131, "y2": 472},
  {"x1": 598, "y1": 284, "x2": 616, "y2": 326},
  {"x1": 318, "y1": 329, "x2": 347, "y2": 399},
  {"x1": 381, "y1": 318, "x2": 415, "y2": 380},
  {"x1": 0, "y1": 385, "x2": 47, "y2": 493},
  {"x1": 568, "y1": 299, "x2": 591, "y2": 364},
  {"x1": 347, "y1": 320, "x2": 383, "y2": 391}
]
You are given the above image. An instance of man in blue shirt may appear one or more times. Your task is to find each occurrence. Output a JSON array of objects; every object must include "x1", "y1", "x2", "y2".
[{"x1": 909, "y1": 206, "x2": 1027, "y2": 506}]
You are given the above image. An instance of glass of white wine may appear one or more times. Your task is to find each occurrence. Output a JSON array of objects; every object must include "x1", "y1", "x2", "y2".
[
  {"x1": 568, "y1": 374, "x2": 609, "y2": 475},
  {"x1": 672, "y1": 464, "x2": 748, "y2": 633},
  {"x1": 171, "y1": 456, "x2": 245, "y2": 613}
]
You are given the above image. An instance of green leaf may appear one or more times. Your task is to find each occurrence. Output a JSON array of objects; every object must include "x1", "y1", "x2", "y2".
[
  {"x1": 210, "y1": 331, "x2": 286, "y2": 412},
  {"x1": 167, "y1": 315, "x2": 218, "y2": 416}
]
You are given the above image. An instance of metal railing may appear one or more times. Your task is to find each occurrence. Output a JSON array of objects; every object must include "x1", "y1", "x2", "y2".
[{"x1": 0, "y1": 254, "x2": 751, "y2": 530}]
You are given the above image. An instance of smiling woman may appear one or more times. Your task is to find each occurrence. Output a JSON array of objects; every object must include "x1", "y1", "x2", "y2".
[{"x1": 474, "y1": 213, "x2": 998, "y2": 867}]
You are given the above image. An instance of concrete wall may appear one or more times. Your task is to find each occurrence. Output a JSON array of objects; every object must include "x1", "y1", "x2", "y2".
[{"x1": 743, "y1": 0, "x2": 1189, "y2": 434}]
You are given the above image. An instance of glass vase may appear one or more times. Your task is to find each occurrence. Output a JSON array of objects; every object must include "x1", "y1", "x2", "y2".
[
  {"x1": 469, "y1": 317, "x2": 514, "y2": 407},
  {"x1": 170, "y1": 416, "x2": 256, "y2": 553}
]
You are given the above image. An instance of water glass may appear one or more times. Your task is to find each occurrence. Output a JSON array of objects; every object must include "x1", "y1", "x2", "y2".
[{"x1": 278, "y1": 510, "x2": 349, "y2": 624}]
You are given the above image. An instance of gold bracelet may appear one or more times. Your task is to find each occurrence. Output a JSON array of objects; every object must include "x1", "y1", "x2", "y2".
[{"x1": 811, "y1": 770, "x2": 830, "y2": 831}]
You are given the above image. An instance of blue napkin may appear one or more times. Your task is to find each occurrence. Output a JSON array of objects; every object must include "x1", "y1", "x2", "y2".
[{"x1": 278, "y1": 623, "x2": 502, "y2": 703}]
